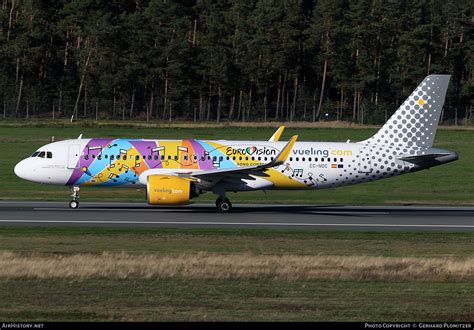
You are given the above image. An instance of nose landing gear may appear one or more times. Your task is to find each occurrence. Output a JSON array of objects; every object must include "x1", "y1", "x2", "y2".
[{"x1": 69, "y1": 186, "x2": 80, "y2": 209}]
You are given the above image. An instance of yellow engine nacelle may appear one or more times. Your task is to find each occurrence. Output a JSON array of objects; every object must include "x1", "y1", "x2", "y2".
[{"x1": 147, "y1": 175, "x2": 198, "y2": 205}]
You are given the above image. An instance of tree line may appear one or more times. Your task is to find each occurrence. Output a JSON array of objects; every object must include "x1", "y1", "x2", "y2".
[{"x1": 0, "y1": 0, "x2": 472, "y2": 124}]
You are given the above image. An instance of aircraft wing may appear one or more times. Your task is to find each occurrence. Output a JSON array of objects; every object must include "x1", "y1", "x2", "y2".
[{"x1": 191, "y1": 135, "x2": 298, "y2": 180}]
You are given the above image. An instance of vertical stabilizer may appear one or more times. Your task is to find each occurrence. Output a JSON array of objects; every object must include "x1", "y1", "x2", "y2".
[{"x1": 365, "y1": 75, "x2": 450, "y2": 149}]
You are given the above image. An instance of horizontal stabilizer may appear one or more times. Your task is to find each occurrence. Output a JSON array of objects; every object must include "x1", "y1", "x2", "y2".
[{"x1": 398, "y1": 151, "x2": 458, "y2": 166}]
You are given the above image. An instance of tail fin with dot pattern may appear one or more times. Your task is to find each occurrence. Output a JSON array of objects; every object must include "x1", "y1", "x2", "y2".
[{"x1": 365, "y1": 75, "x2": 450, "y2": 150}]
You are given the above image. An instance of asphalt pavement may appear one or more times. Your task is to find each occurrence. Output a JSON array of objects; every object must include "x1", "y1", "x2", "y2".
[{"x1": 0, "y1": 201, "x2": 473, "y2": 231}]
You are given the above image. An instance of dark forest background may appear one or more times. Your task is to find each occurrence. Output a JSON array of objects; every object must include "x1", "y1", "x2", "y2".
[{"x1": 0, "y1": 0, "x2": 472, "y2": 123}]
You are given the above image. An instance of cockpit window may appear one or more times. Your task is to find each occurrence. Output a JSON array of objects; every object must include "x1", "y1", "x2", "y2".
[{"x1": 31, "y1": 151, "x2": 53, "y2": 158}]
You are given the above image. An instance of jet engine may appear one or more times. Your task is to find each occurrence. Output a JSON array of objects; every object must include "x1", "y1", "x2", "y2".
[{"x1": 147, "y1": 175, "x2": 199, "y2": 205}]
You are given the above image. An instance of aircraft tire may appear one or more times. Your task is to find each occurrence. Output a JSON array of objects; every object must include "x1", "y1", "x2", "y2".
[
  {"x1": 69, "y1": 200, "x2": 79, "y2": 209},
  {"x1": 217, "y1": 199, "x2": 232, "y2": 213}
]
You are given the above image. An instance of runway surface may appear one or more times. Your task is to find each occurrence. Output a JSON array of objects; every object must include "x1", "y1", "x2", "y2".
[{"x1": 0, "y1": 201, "x2": 473, "y2": 231}]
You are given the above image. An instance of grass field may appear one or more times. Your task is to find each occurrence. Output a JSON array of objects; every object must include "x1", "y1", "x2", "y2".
[
  {"x1": 0, "y1": 227, "x2": 473, "y2": 321},
  {"x1": 0, "y1": 120, "x2": 473, "y2": 205}
]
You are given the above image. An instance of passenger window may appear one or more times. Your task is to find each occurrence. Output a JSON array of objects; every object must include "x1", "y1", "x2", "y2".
[
  {"x1": 110, "y1": 155, "x2": 115, "y2": 160},
  {"x1": 174, "y1": 155, "x2": 178, "y2": 160},
  {"x1": 309, "y1": 158, "x2": 312, "y2": 162},
  {"x1": 155, "y1": 156, "x2": 159, "y2": 160},
  {"x1": 168, "y1": 155, "x2": 172, "y2": 160},
  {"x1": 47, "y1": 152, "x2": 52, "y2": 159},
  {"x1": 245, "y1": 157, "x2": 248, "y2": 161},
  {"x1": 290, "y1": 157, "x2": 293, "y2": 161},
  {"x1": 315, "y1": 158, "x2": 318, "y2": 162},
  {"x1": 98, "y1": 155, "x2": 102, "y2": 160},
  {"x1": 302, "y1": 157, "x2": 305, "y2": 162},
  {"x1": 239, "y1": 156, "x2": 242, "y2": 161},
  {"x1": 105, "y1": 155, "x2": 109, "y2": 159},
  {"x1": 213, "y1": 156, "x2": 217, "y2": 161},
  {"x1": 184, "y1": 155, "x2": 188, "y2": 161},
  {"x1": 85, "y1": 155, "x2": 89, "y2": 160},
  {"x1": 232, "y1": 157, "x2": 236, "y2": 161},
  {"x1": 123, "y1": 156, "x2": 127, "y2": 160},
  {"x1": 148, "y1": 155, "x2": 152, "y2": 160},
  {"x1": 340, "y1": 158, "x2": 343, "y2": 162},
  {"x1": 92, "y1": 155, "x2": 96, "y2": 159},
  {"x1": 136, "y1": 155, "x2": 140, "y2": 160},
  {"x1": 117, "y1": 155, "x2": 121, "y2": 160},
  {"x1": 219, "y1": 156, "x2": 223, "y2": 161},
  {"x1": 226, "y1": 157, "x2": 230, "y2": 161},
  {"x1": 296, "y1": 157, "x2": 299, "y2": 162}
]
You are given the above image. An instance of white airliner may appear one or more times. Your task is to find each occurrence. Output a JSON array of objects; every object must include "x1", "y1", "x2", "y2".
[{"x1": 14, "y1": 75, "x2": 457, "y2": 212}]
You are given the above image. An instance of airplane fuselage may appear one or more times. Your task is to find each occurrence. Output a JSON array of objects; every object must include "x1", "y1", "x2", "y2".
[{"x1": 14, "y1": 138, "x2": 456, "y2": 192}]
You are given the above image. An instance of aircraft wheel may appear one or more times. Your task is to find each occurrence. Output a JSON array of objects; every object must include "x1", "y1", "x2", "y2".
[
  {"x1": 215, "y1": 197, "x2": 223, "y2": 207},
  {"x1": 217, "y1": 198, "x2": 232, "y2": 213},
  {"x1": 69, "y1": 200, "x2": 79, "y2": 209}
]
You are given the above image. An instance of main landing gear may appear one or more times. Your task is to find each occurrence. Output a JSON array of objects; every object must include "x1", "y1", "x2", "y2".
[
  {"x1": 69, "y1": 186, "x2": 80, "y2": 209},
  {"x1": 216, "y1": 197, "x2": 232, "y2": 213}
]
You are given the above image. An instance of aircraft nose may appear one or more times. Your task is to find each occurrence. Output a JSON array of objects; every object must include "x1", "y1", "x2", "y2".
[{"x1": 14, "y1": 159, "x2": 29, "y2": 180}]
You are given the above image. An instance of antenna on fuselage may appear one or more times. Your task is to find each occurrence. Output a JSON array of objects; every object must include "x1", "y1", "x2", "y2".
[
  {"x1": 51, "y1": 136, "x2": 55, "y2": 142},
  {"x1": 77, "y1": 133, "x2": 83, "y2": 139}
]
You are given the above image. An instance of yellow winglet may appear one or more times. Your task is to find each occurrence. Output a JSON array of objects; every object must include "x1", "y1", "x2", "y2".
[
  {"x1": 272, "y1": 135, "x2": 298, "y2": 166},
  {"x1": 269, "y1": 126, "x2": 285, "y2": 142}
]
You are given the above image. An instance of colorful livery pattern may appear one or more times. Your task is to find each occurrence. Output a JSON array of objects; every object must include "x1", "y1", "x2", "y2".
[{"x1": 65, "y1": 138, "x2": 353, "y2": 190}]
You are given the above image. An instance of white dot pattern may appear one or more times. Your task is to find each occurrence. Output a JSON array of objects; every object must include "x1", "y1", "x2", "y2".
[
  {"x1": 334, "y1": 75, "x2": 452, "y2": 186},
  {"x1": 366, "y1": 75, "x2": 450, "y2": 150},
  {"x1": 308, "y1": 76, "x2": 450, "y2": 189}
]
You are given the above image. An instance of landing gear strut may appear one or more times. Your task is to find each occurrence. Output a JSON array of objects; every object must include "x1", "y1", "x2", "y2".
[
  {"x1": 69, "y1": 186, "x2": 80, "y2": 209},
  {"x1": 216, "y1": 196, "x2": 232, "y2": 213}
]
